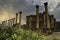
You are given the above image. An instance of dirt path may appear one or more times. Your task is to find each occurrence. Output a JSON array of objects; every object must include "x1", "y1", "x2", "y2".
[{"x1": 46, "y1": 32, "x2": 60, "y2": 40}]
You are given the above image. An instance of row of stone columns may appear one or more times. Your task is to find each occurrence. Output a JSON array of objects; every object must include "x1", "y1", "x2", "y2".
[
  {"x1": 15, "y1": 11, "x2": 22, "y2": 27},
  {"x1": 2, "y1": 11, "x2": 22, "y2": 28},
  {"x1": 8, "y1": 18, "x2": 15, "y2": 27},
  {"x1": 2, "y1": 18, "x2": 15, "y2": 27},
  {"x1": 35, "y1": 2, "x2": 51, "y2": 33}
]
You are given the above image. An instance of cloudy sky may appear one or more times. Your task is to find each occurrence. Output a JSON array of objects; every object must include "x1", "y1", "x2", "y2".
[{"x1": 0, "y1": 0, "x2": 60, "y2": 24}]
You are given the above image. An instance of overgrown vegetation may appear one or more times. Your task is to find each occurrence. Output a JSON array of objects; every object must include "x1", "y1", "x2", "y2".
[{"x1": 0, "y1": 27, "x2": 59, "y2": 40}]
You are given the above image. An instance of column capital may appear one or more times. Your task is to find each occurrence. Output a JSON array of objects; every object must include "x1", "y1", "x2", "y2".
[
  {"x1": 44, "y1": 2, "x2": 48, "y2": 6},
  {"x1": 19, "y1": 11, "x2": 22, "y2": 14}
]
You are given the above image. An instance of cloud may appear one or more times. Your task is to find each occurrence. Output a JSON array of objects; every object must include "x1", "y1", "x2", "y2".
[
  {"x1": 0, "y1": 0, "x2": 37, "y2": 24},
  {"x1": 0, "y1": 0, "x2": 60, "y2": 24}
]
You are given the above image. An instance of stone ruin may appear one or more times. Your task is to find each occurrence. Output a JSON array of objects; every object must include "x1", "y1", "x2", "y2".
[{"x1": 2, "y1": 11, "x2": 22, "y2": 28}]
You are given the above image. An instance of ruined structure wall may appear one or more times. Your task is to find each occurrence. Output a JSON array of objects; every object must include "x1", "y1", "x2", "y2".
[
  {"x1": 26, "y1": 16, "x2": 29, "y2": 27},
  {"x1": 26, "y1": 2, "x2": 56, "y2": 33},
  {"x1": 26, "y1": 16, "x2": 37, "y2": 30}
]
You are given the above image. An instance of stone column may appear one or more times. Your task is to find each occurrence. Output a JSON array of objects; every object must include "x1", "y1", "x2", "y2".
[
  {"x1": 43, "y1": 12, "x2": 46, "y2": 27},
  {"x1": 43, "y1": 12, "x2": 46, "y2": 33},
  {"x1": 50, "y1": 15, "x2": 54, "y2": 32},
  {"x1": 2, "y1": 21, "x2": 5, "y2": 27},
  {"x1": 8, "y1": 20, "x2": 11, "y2": 27},
  {"x1": 51, "y1": 15, "x2": 54, "y2": 27},
  {"x1": 8, "y1": 20, "x2": 9, "y2": 27},
  {"x1": 29, "y1": 16, "x2": 32, "y2": 29},
  {"x1": 54, "y1": 18, "x2": 56, "y2": 31},
  {"x1": 12, "y1": 18, "x2": 15, "y2": 26},
  {"x1": 8, "y1": 19, "x2": 12, "y2": 27},
  {"x1": 16, "y1": 13, "x2": 18, "y2": 24},
  {"x1": 51, "y1": 15, "x2": 56, "y2": 32},
  {"x1": 9, "y1": 19, "x2": 12, "y2": 27},
  {"x1": 2, "y1": 20, "x2": 7, "y2": 28},
  {"x1": 19, "y1": 11, "x2": 22, "y2": 27},
  {"x1": 5, "y1": 20, "x2": 7, "y2": 27},
  {"x1": 44, "y1": 2, "x2": 51, "y2": 33},
  {"x1": 11, "y1": 19, "x2": 13, "y2": 26},
  {"x1": 11, "y1": 18, "x2": 13, "y2": 26},
  {"x1": 36, "y1": 5, "x2": 39, "y2": 29}
]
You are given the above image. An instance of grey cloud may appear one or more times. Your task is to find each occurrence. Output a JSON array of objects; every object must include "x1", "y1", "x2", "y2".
[
  {"x1": 51, "y1": 8, "x2": 60, "y2": 21},
  {"x1": 55, "y1": 2, "x2": 60, "y2": 10},
  {"x1": 50, "y1": 2, "x2": 60, "y2": 21},
  {"x1": 0, "y1": 0, "x2": 60, "y2": 24}
]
